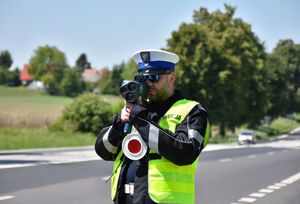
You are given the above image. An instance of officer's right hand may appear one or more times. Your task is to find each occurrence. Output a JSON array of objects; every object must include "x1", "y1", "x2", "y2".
[{"x1": 120, "y1": 101, "x2": 133, "y2": 122}]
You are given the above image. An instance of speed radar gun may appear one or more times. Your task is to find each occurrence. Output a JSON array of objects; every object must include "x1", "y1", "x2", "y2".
[{"x1": 119, "y1": 74, "x2": 148, "y2": 160}]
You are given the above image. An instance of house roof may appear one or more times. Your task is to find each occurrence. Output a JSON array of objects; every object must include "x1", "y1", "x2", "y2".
[
  {"x1": 83, "y1": 68, "x2": 99, "y2": 75},
  {"x1": 19, "y1": 64, "x2": 33, "y2": 81}
]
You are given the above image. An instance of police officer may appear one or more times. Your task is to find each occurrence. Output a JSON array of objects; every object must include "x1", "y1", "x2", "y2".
[{"x1": 95, "y1": 49, "x2": 210, "y2": 204}]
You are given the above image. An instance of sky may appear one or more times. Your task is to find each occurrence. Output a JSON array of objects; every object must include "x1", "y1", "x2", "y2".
[{"x1": 1, "y1": 0, "x2": 300, "y2": 70}]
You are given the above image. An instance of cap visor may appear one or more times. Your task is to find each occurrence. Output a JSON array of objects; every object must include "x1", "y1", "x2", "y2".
[{"x1": 138, "y1": 68, "x2": 171, "y2": 75}]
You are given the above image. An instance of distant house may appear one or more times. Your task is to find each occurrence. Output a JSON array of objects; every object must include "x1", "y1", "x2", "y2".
[
  {"x1": 19, "y1": 64, "x2": 33, "y2": 85},
  {"x1": 27, "y1": 80, "x2": 44, "y2": 90},
  {"x1": 82, "y1": 68, "x2": 101, "y2": 83},
  {"x1": 98, "y1": 69, "x2": 110, "y2": 80}
]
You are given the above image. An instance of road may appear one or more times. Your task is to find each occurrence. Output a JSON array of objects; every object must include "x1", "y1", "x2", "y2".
[{"x1": 0, "y1": 131, "x2": 299, "y2": 204}]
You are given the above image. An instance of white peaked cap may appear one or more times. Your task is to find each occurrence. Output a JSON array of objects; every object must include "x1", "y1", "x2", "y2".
[{"x1": 132, "y1": 49, "x2": 179, "y2": 72}]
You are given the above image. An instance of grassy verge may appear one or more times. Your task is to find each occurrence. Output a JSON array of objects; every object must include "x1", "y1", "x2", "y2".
[
  {"x1": 256, "y1": 116, "x2": 300, "y2": 139},
  {"x1": 209, "y1": 115, "x2": 300, "y2": 144},
  {"x1": 0, "y1": 128, "x2": 96, "y2": 150},
  {"x1": 209, "y1": 133, "x2": 237, "y2": 144}
]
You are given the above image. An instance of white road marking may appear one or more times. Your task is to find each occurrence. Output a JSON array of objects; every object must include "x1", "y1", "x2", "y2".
[
  {"x1": 249, "y1": 193, "x2": 265, "y2": 198},
  {"x1": 0, "y1": 150, "x2": 100, "y2": 169},
  {"x1": 0, "y1": 163, "x2": 37, "y2": 169},
  {"x1": 259, "y1": 188, "x2": 274, "y2": 193},
  {"x1": 219, "y1": 158, "x2": 232, "y2": 162},
  {"x1": 254, "y1": 139, "x2": 300, "y2": 149},
  {"x1": 234, "y1": 172, "x2": 300, "y2": 203},
  {"x1": 274, "y1": 182, "x2": 287, "y2": 187},
  {"x1": 267, "y1": 185, "x2": 281, "y2": 190},
  {"x1": 0, "y1": 195, "x2": 14, "y2": 201},
  {"x1": 281, "y1": 172, "x2": 300, "y2": 184},
  {"x1": 267, "y1": 151, "x2": 274, "y2": 155},
  {"x1": 238, "y1": 197, "x2": 257, "y2": 203}
]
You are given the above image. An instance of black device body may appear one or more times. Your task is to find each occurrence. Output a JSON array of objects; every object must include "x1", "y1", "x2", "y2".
[
  {"x1": 119, "y1": 74, "x2": 148, "y2": 133},
  {"x1": 119, "y1": 73, "x2": 148, "y2": 104}
]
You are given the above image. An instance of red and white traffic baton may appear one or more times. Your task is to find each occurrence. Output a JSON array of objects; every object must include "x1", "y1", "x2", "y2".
[{"x1": 122, "y1": 133, "x2": 147, "y2": 160}]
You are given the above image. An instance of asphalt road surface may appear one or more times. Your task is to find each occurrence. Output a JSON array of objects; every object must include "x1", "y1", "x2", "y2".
[{"x1": 0, "y1": 131, "x2": 299, "y2": 204}]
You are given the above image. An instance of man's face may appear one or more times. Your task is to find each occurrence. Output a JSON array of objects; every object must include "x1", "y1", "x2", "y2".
[{"x1": 143, "y1": 72, "x2": 175, "y2": 103}]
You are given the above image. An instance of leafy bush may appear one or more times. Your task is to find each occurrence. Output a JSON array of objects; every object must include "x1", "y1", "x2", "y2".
[
  {"x1": 269, "y1": 117, "x2": 298, "y2": 134},
  {"x1": 62, "y1": 93, "x2": 113, "y2": 134},
  {"x1": 258, "y1": 116, "x2": 300, "y2": 137},
  {"x1": 292, "y1": 113, "x2": 300, "y2": 122},
  {"x1": 255, "y1": 130, "x2": 269, "y2": 140},
  {"x1": 112, "y1": 101, "x2": 124, "y2": 115}
]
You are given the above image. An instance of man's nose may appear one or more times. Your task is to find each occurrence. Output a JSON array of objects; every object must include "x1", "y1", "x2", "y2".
[{"x1": 145, "y1": 79, "x2": 153, "y2": 86}]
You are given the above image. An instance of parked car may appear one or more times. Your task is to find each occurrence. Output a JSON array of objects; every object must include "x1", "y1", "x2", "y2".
[{"x1": 238, "y1": 130, "x2": 256, "y2": 145}]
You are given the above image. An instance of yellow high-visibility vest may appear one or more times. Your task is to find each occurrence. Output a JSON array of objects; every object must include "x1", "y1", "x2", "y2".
[{"x1": 110, "y1": 99, "x2": 210, "y2": 203}]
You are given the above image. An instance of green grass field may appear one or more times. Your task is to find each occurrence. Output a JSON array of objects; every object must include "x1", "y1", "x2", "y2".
[
  {"x1": 0, "y1": 86, "x2": 73, "y2": 127},
  {"x1": 0, "y1": 86, "x2": 122, "y2": 150},
  {"x1": 0, "y1": 86, "x2": 122, "y2": 128}
]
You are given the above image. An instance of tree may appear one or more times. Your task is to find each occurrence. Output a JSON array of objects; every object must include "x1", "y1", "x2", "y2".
[
  {"x1": 101, "y1": 59, "x2": 139, "y2": 95},
  {"x1": 102, "y1": 62, "x2": 125, "y2": 95},
  {"x1": 121, "y1": 59, "x2": 138, "y2": 80},
  {"x1": 98, "y1": 68, "x2": 111, "y2": 94},
  {"x1": 0, "y1": 50, "x2": 13, "y2": 70},
  {"x1": 29, "y1": 45, "x2": 69, "y2": 95},
  {"x1": 42, "y1": 74, "x2": 61, "y2": 95},
  {"x1": 7, "y1": 68, "x2": 21, "y2": 86},
  {"x1": 266, "y1": 39, "x2": 300, "y2": 116},
  {"x1": 60, "y1": 68, "x2": 85, "y2": 97},
  {"x1": 76, "y1": 53, "x2": 89, "y2": 72},
  {"x1": 166, "y1": 5, "x2": 268, "y2": 135},
  {"x1": 0, "y1": 69, "x2": 8, "y2": 84},
  {"x1": 0, "y1": 50, "x2": 13, "y2": 85}
]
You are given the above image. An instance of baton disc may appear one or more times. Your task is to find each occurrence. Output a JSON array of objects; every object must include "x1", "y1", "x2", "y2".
[{"x1": 122, "y1": 133, "x2": 147, "y2": 160}]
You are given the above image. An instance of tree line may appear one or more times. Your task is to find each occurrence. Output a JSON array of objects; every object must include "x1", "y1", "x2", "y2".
[
  {"x1": 0, "y1": 50, "x2": 21, "y2": 86},
  {"x1": 1, "y1": 5, "x2": 299, "y2": 135},
  {"x1": 99, "y1": 5, "x2": 300, "y2": 135},
  {"x1": 165, "y1": 5, "x2": 300, "y2": 135}
]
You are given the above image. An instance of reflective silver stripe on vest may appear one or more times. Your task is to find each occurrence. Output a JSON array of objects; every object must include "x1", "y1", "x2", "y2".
[
  {"x1": 188, "y1": 129, "x2": 204, "y2": 145},
  {"x1": 102, "y1": 126, "x2": 118, "y2": 154},
  {"x1": 149, "y1": 124, "x2": 160, "y2": 154}
]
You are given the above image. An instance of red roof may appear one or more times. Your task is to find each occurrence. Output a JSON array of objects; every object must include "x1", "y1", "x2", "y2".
[
  {"x1": 83, "y1": 68, "x2": 99, "y2": 75},
  {"x1": 19, "y1": 64, "x2": 33, "y2": 81}
]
